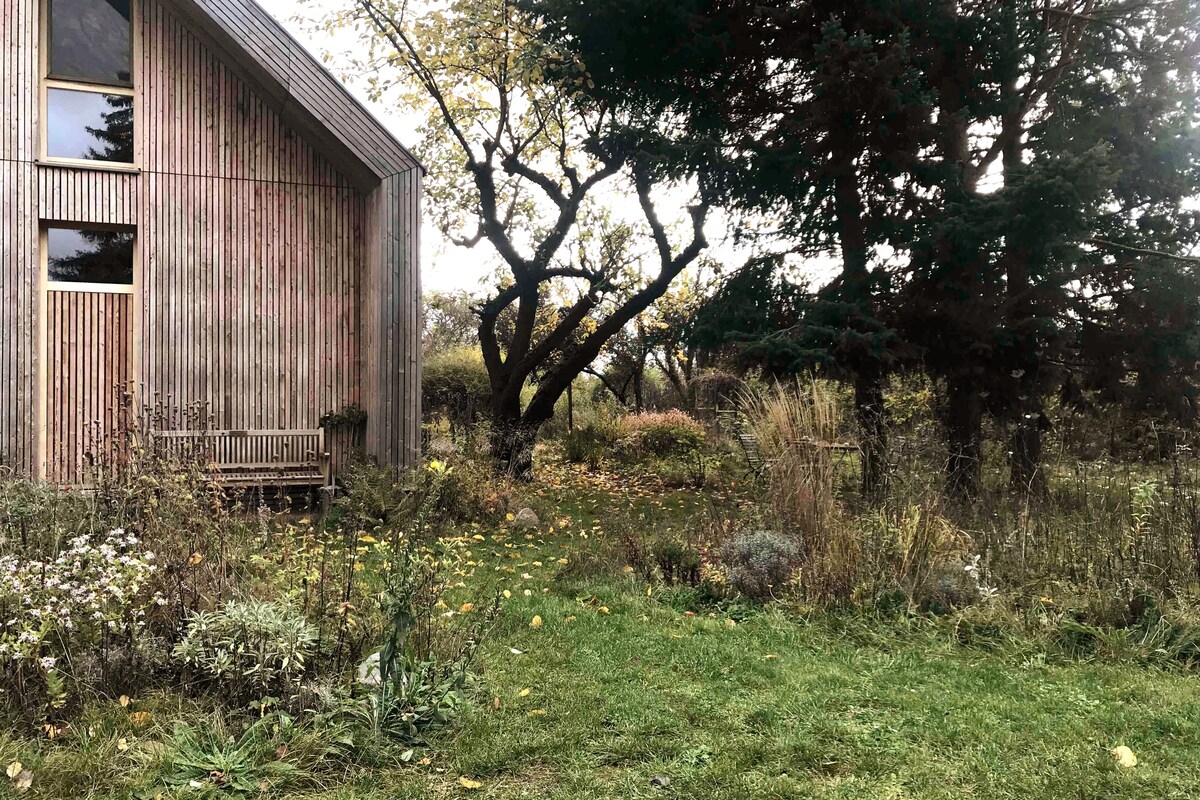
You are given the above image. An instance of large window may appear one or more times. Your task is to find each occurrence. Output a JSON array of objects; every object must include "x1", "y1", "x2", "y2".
[
  {"x1": 46, "y1": 226, "x2": 135, "y2": 287},
  {"x1": 43, "y1": 0, "x2": 135, "y2": 166}
]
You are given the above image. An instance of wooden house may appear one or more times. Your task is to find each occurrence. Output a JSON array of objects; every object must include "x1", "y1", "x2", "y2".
[{"x1": 0, "y1": 0, "x2": 423, "y2": 485}]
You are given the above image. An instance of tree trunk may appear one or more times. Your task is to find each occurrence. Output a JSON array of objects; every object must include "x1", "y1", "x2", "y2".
[
  {"x1": 488, "y1": 369, "x2": 567, "y2": 479},
  {"x1": 999, "y1": 29, "x2": 1045, "y2": 498},
  {"x1": 567, "y1": 382, "x2": 574, "y2": 432},
  {"x1": 833, "y1": 166, "x2": 888, "y2": 500},
  {"x1": 855, "y1": 367, "x2": 888, "y2": 500},
  {"x1": 945, "y1": 376, "x2": 982, "y2": 498},
  {"x1": 1009, "y1": 406, "x2": 1044, "y2": 495},
  {"x1": 489, "y1": 410, "x2": 545, "y2": 478}
]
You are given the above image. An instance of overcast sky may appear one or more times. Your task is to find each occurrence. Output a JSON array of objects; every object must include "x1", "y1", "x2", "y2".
[{"x1": 254, "y1": 1, "x2": 838, "y2": 297}]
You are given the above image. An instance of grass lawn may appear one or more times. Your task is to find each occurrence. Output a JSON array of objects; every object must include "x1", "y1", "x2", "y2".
[
  {"x1": 7, "y1": 463, "x2": 1200, "y2": 799},
  {"x1": 290, "y1": 586, "x2": 1200, "y2": 799},
  {"x1": 296, "y1": 465, "x2": 1200, "y2": 800}
]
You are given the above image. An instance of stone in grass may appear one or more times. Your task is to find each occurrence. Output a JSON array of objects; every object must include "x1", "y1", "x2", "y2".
[
  {"x1": 513, "y1": 507, "x2": 540, "y2": 530},
  {"x1": 650, "y1": 776, "x2": 672, "y2": 789},
  {"x1": 357, "y1": 652, "x2": 382, "y2": 687}
]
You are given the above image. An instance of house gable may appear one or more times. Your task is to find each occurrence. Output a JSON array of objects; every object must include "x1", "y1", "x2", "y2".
[
  {"x1": 167, "y1": 0, "x2": 423, "y2": 190},
  {"x1": 0, "y1": 0, "x2": 421, "y2": 479}
]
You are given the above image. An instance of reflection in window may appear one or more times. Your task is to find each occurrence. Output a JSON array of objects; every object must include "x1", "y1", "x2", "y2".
[
  {"x1": 47, "y1": 227, "x2": 134, "y2": 285},
  {"x1": 48, "y1": 0, "x2": 132, "y2": 86},
  {"x1": 46, "y1": 89, "x2": 134, "y2": 163}
]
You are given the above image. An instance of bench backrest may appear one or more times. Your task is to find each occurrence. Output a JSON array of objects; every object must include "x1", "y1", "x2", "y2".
[{"x1": 151, "y1": 429, "x2": 329, "y2": 481}]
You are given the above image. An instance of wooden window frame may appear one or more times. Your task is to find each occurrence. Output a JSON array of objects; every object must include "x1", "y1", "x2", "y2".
[
  {"x1": 39, "y1": 0, "x2": 139, "y2": 172},
  {"x1": 42, "y1": 221, "x2": 137, "y2": 293}
]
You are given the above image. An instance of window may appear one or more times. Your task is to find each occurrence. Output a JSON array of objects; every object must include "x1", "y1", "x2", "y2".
[
  {"x1": 44, "y1": 0, "x2": 135, "y2": 166},
  {"x1": 46, "y1": 89, "x2": 134, "y2": 162},
  {"x1": 47, "y1": 0, "x2": 132, "y2": 86},
  {"x1": 46, "y1": 227, "x2": 134, "y2": 286}
]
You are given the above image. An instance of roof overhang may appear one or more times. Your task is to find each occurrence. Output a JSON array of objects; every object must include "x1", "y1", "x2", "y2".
[{"x1": 168, "y1": 0, "x2": 425, "y2": 193}]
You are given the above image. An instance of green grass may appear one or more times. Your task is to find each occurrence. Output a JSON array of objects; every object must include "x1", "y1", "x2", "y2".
[
  {"x1": 257, "y1": 574, "x2": 1200, "y2": 799},
  {"x1": 7, "y1": 462, "x2": 1200, "y2": 799}
]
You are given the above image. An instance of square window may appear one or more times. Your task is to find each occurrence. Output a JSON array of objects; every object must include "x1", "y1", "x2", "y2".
[
  {"x1": 47, "y1": 227, "x2": 134, "y2": 285},
  {"x1": 46, "y1": 88, "x2": 134, "y2": 163},
  {"x1": 48, "y1": 0, "x2": 132, "y2": 87}
]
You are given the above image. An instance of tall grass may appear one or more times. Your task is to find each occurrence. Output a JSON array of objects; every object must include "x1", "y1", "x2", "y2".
[
  {"x1": 740, "y1": 380, "x2": 863, "y2": 601},
  {"x1": 740, "y1": 379, "x2": 841, "y2": 539}
]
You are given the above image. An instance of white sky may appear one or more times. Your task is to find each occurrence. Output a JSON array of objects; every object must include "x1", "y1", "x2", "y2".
[{"x1": 254, "y1": 0, "x2": 837, "y2": 296}]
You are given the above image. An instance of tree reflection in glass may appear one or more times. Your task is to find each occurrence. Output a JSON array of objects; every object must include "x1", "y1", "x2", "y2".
[
  {"x1": 47, "y1": 89, "x2": 134, "y2": 163},
  {"x1": 47, "y1": 227, "x2": 134, "y2": 285}
]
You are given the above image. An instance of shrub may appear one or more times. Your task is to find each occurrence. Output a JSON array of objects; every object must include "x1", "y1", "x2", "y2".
[
  {"x1": 423, "y1": 347, "x2": 491, "y2": 434},
  {"x1": 173, "y1": 599, "x2": 317, "y2": 705},
  {"x1": 562, "y1": 424, "x2": 617, "y2": 467},
  {"x1": 337, "y1": 459, "x2": 509, "y2": 533},
  {"x1": 619, "y1": 410, "x2": 706, "y2": 457},
  {"x1": 721, "y1": 531, "x2": 800, "y2": 601},
  {"x1": 0, "y1": 529, "x2": 165, "y2": 719}
]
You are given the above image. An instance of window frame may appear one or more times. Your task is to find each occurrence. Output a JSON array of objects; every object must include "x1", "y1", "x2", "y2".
[
  {"x1": 43, "y1": 222, "x2": 137, "y2": 295},
  {"x1": 39, "y1": 0, "x2": 139, "y2": 171}
]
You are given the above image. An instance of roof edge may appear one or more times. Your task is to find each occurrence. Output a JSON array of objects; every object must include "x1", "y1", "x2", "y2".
[{"x1": 173, "y1": 0, "x2": 426, "y2": 185}]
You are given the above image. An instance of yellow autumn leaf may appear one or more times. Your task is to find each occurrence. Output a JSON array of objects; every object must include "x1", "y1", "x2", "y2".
[
  {"x1": 6, "y1": 762, "x2": 21, "y2": 780},
  {"x1": 502, "y1": 590, "x2": 512, "y2": 599},
  {"x1": 564, "y1": 615, "x2": 577, "y2": 623},
  {"x1": 459, "y1": 603, "x2": 474, "y2": 613},
  {"x1": 1111, "y1": 746, "x2": 1138, "y2": 768},
  {"x1": 117, "y1": 738, "x2": 129, "y2": 752},
  {"x1": 359, "y1": 535, "x2": 377, "y2": 544},
  {"x1": 528, "y1": 709, "x2": 546, "y2": 716},
  {"x1": 530, "y1": 615, "x2": 543, "y2": 629},
  {"x1": 598, "y1": 606, "x2": 610, "y2": 615},
  {"x1": 130, "y1": 711, "x2": 152, "y2": 727},
  {"x1": 518, "y1": 688, "x2": 531, "y2": 697},
  {"x1": 458, "y1": 777, "x2": 483, "y2": 790},
  {"x1": 118, "y1": 695, "x2": 130, "y2": 708},
  {"x1": 506, "y1": 513, "x2": 515, "y2": 522},
  {"x1": 187, "y1": 552, "x2": 203, "y2": 566}
]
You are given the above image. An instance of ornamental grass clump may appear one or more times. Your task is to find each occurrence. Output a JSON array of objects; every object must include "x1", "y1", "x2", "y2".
[{"x1": 740, "y1": 380, "x2": 840, "y2": 541}]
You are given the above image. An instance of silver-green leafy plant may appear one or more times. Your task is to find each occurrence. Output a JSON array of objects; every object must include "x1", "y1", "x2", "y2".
[
  {"x1": 721, "y1": 531, "x2": 801, "y2": 601},
  {"x1": 173, "y1": 598, "x2": 317, "y2": 704}
]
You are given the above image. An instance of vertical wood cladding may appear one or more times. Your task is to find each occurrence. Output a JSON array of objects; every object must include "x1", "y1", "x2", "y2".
[
  {"x1": 0, "y1": 0, "x2": 39, "y2": 474},
  {"x1": 45, "y1": 290, "x2": 131, "y2": 485},
  {"x1": 1, "y1": 0, "x2": 423, "y2": 479}
]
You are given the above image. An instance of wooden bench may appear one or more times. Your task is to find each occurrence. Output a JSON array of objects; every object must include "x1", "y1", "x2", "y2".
[{"x1": 151, "y1": 429, "x2": 331, "y2": 488}]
